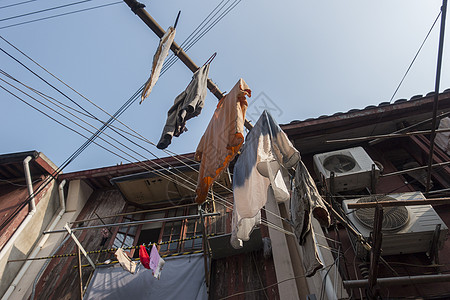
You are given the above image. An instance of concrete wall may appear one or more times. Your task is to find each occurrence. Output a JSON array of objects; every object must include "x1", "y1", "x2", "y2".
[
  {"x1": 0, "y1": 179, "x2": 59, "y2": 297},
  {"x1": 65, "y1": 179, "x2": 93, "y2": 212}
]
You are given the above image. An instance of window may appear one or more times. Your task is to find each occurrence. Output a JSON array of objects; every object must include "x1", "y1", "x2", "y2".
[{"x1": 113, "y1": 205, "x2": 205, "y2": 256}]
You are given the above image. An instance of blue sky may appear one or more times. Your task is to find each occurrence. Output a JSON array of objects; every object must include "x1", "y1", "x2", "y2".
[{"x1": 1, "y1": 0, "x2": 449, "y2": 172}]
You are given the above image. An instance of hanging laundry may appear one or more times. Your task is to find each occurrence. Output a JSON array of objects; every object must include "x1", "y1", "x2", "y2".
[
  {"x1": 290, "y1": 160, "x2": 330, "y2": 277},
  {"x1": 149, "y1": 244, "x2": 165, "y2": 279},
  {"x1": 195, "y1": 78, "x2": 251, "y2": 204},
  {"x1": 435, "y1": 117, "x2": 450, "y2": 155},
  {"x1": 114, "y1": 248, "x2": 137, "y2": 274},
  {"x1": 157, "y1": 64, "x2": 210, "y2": 149},
  {"x1": 231, "y1": 110, "x2": 300, "y2": 249},
  {"x1": 139, "y1": 245, "x2": 151, "y2": 269},
  {"x1": 140, "y1": 26, "x2": 176, "y2": 104}
]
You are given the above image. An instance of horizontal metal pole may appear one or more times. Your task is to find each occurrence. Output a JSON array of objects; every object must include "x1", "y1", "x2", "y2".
[
  {"x1": 70, "y1": 203, "x2": 197, "y2": 224},
  {"x1": 346, "y1": 198, "x2": 450, "y2": 209},
  {"x1": 343, "y1": 274, "x2": 450, "y2": 288},
  {"x1": 43, "y1": 212, "x2": 220, "y2": 234},
  {"x1": 381, "y1": 160, "x2": 450, "y2": 178},
  {"x1": 327, "y1": 128, "x2": 450, "y2": 144}
]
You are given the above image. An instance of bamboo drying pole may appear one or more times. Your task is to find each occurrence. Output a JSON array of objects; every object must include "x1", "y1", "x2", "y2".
[{"x1": 122, "y1": 0, "x2": 253, "y2": 130}]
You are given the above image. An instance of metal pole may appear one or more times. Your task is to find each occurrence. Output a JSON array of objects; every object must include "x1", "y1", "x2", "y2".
[
  {"x1": 199, "y1": 205, "x2": 210, "y2": 287},
  {"x1": 426, "y1": 0, "x2": 448, "y2": 194},
  {"x1": 327, "y1": 127, "x2": 450, "y2": 143},
  {"x1": 77, "y1": 246, "x2": 83, "y2": 300},
  {"x1": 369, "y1": 110, "x2": 450, "y2": 146},
  {"x1": 347, "y1": 197, "x2": 450, "y2": 209},
  {"x1": 122, "y1": 0, "x2": 253, "y2": 130},
  {"x1": 343, "y1": 274, "x2": 450, "y2": 288},
  {"x1": 381, "y1": 160, "x2": 450, "y2": 178},
  {"x1": 368, "y1": 205, "x2": 383, "y2": 299},
  {"x1": 44, "y1": 213, "x2": 220, "y2": 234}
]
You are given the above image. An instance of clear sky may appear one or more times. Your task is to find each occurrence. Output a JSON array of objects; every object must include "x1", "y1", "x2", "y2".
[{"x1": 1, "y1": 0, "x2": 449, "y2": 173}]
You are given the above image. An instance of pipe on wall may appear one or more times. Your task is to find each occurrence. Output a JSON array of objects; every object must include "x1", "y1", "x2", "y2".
[
  {"x1": 23, "y1": 156, "x2": 36, "y2": 212},
  {"x1": 1, "y1": 180, "x2": 67, "y2": 300}
]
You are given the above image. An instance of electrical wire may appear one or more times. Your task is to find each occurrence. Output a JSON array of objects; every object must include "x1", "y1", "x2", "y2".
[
  {"x1": 389, "y1": 11, "x2": 442, "y2": 103},
  {"x1": 0, "y1": 0, "x2": 37, "y2": 10},
  {"x1": 369, "y1": 10, "x2": 442, "y2": 138},
  {"x1": 0, "y1": 2, "x2": 285, "y2": 232},
  {"x1": 0, "y1": 0, "x2": 96, "y2": 22},
  {"x1": 0, "y1": 2, "x2": 122, "y2": 30},
  {"x1": 1, "y1": 13, "x2": 290, "y2": 226},
  {"x1": 159, "y1": 0, "x2": 242, "y2": 75}
]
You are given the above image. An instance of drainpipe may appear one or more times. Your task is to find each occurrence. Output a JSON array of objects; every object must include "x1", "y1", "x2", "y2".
[
  {"x1": 23, "y1": 156, "x2": 36, "y2": 213},
  {"x1": 1, "y1": 180, "x2": 67, "y2": 300}
]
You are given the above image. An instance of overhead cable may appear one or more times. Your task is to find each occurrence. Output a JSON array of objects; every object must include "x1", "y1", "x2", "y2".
[
  {"x1": 0, "y1": 2, "x2": 122, "y2": 30},
  {"x1": 0, "y1": 0, "x2": 37, "y2": 10},
  {"x1": 0, "y1": 0, "x2": 96, "y2": 22}
]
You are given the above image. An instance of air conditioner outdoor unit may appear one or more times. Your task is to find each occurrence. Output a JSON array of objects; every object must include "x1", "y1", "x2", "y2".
[
  {"x1": 313, "y1": 146, "x2": 380, "y2": 192},
  {"x1": 342, "y1": 192, "x2": 448, "y2": 258}
]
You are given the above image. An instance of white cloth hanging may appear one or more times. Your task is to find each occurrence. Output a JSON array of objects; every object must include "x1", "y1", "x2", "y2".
[
  {"x1": 231, "y1": 110, "x2": 300, "y2": 249},
  {"x1": 114, "y1": 248, "x2": 137, "y2": 274},
  {"x1": 140, "y1": 26, "x2": 176, "y2": 103}
]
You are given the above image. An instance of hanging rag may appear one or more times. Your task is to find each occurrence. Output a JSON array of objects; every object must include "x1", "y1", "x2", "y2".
[
  {"x1": 231, "y1": 110, "x2": 300, "y2": 249},
  {"x1": 114, "y1": 248, "x2": 137, "y2": 274},
  {"x1": 157, "y1": 64, "x2": 210, "y2": 149},
  {"x1": 435, "y1": 117, "x2": 450, "y2": 155},
  {"x1": 195, "y1": 78, "x2": 251, "y2": 204},
  {"x1": 140, "y1": 26, "x2": 176, "y2": 104},
  {"x1": 149, "y1": 244, "x2": 165, "y2": 279},
  {"x1": 139, "y1": 245, "x2": 151, "y2": 269},
  {"x1": 290, "y1": 160, "x2": 330, "y2": 277}
]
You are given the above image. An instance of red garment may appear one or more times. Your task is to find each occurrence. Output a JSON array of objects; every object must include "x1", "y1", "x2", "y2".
[{"x1": 139, "y1": 245, "x2": 150, "y2": 269}]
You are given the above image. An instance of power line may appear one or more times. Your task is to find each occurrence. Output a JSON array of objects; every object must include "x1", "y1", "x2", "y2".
[
  {"x1": 368, "y1": 9, "x2": 442, "y2": 138},
  {"x1": 389, "y1": 11, "x2": 442, "y2": 103},
  {"x1": 0, "y1": 0, "x2": 96, "y2": 22},
  {"x1": 0, "y1": 1, "x2": 252, "y2": 230},
  {"x1": 0, "y1": 1, "x2": 122, "y2": 30},
  {"x1": 0, "y1": 0, "x2": 37, "y2": 10}
]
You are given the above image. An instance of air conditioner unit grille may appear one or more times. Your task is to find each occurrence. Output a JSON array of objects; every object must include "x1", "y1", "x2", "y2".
[
  {"x1": 323, "y1": 154, "x2": 356, "y2": 173},
  {"x1": 354, "y1": 195, "x2": 409, "y2": 232}
]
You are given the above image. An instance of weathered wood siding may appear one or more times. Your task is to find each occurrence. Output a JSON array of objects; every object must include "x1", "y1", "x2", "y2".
[
  {"x1": 210, "y1": 249, "x2": 279, "y2": 300},
  {"x1": 33, "y1": 189, "x2": 126, "y2": 300}
]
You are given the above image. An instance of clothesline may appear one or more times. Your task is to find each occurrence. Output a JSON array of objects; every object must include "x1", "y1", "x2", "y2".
[
  {"x1": 8, "y1": 234, "x2": 213, "y2": 263},
  {"x1": 76, "y1": 250, "x2": 204, "y2": 269}
]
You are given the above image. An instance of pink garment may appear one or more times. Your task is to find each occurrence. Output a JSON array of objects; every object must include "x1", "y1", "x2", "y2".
[
  {"x1": 149, "y1": 244, "x2": 165, "y2": 279},
  {"x1": 139, "y1": 245, "x2": 150, "y2": 269},
  {"x1": 195, "y1": 78, "x2": 251, "y2": 204}
]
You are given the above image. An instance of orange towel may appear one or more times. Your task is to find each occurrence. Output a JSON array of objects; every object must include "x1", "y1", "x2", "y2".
[{"x1": 194, "y1": 78, "x2": 251, "y2": 204}]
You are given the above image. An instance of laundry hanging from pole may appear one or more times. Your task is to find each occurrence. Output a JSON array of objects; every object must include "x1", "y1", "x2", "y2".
[
  {"x1": 194, "y1": 78, "x2": 251, "y2": 204},
  {"x1": 157, "y1": 63, "x2": 210, "y2": 149},
  {"x1": 231, "y1": 110, "x2": 300, "y2": 249},
  {"x1": 290, "y1": 160, "x2": 330, "y2": 277},
  {"x1": 115, "y1": 248, "x2": 137, "y2": 274},
  {"x1": 139, "y1": 245, "x2": 151, "y2": 269},
  {"x1": 140, "y1": 26, "x2": 176, "y2": 104},
  {"x1": 149, "y1": 244, "x2": 165, "y2": 279}
]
